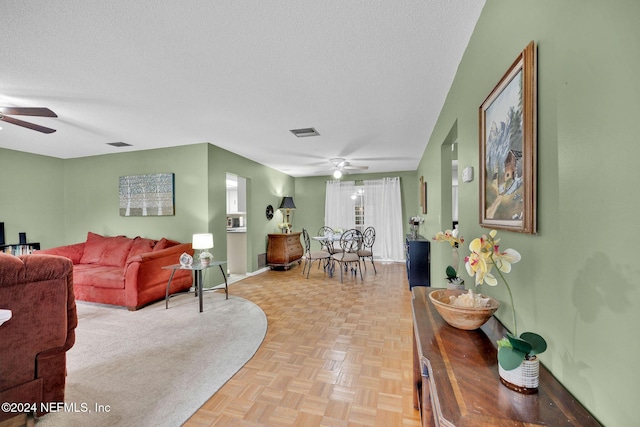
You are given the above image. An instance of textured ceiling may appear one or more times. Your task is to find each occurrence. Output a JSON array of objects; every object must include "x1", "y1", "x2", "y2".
[{"x1": 0, "y1": 0, "x2": 484, "y2": 177}]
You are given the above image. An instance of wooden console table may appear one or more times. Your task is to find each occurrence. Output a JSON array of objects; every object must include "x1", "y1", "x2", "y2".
[
  {"x1": 267, "y1": 232, "x2": 303, "y2": 269},
  {"x1": 412, "y1": 286, "x2": 601, "y2": 426}
]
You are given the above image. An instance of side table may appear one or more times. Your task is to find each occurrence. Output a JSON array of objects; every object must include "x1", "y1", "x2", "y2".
[{"x1": 162, "y1": 261, "x2": 228, "y2": 313}]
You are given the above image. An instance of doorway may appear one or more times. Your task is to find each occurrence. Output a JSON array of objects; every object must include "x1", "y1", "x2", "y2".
[
  {"x1": 226, "y1": 173, "x2": 247, "y2": 278},
  {"x1": 440, "y1": 123, "x2": 458, "y2": 233}
]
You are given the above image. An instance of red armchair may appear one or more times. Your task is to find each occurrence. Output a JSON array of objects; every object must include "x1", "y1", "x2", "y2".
[{"x1": 0, "y1": 253, "x2": 77, "y2": 422}]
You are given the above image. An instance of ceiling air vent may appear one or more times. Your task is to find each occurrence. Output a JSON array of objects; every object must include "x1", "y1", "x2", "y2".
[
  {"x1": 289, "y1": 127, "x2": 320, "y2": 137},
  {"x1": 107, "y1": 142, "x2": 132, "y2": 147}
]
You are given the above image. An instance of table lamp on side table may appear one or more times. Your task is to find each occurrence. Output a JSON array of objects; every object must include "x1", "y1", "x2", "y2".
[{"x1": 192, "y1": 233, "x2": 214, "y2": 266}]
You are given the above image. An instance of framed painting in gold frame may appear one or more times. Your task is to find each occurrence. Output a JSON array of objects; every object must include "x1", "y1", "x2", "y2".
[{"x1": 479, "y1": 41, "x2": 537, "y2": 234}]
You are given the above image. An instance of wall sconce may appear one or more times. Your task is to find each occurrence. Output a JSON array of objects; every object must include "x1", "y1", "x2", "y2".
[
  {"x1": 192, "y1": 233, "x2": 214, "y2": 266},
  {"x1": 279, "y1": 196, "x2": 296, "y2": 233}
]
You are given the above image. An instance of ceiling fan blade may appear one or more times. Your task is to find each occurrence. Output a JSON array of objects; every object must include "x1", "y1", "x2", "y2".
[
  {"x1": 344, "y1": 165, "x2": 369, "y2": 170},
  {"x1": 0, "y1": 107, "x2": 58, "y2": 117},
  {"x1": 0, "y1": 115, "x2": 56, "y2": 134}
]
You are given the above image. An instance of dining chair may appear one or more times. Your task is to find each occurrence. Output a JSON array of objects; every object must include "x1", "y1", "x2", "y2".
[
  {"x1": 358, "y1": 226, "x2": 377, "y2": 273},
  {"x1": 317, "y1": 226, "x2": 337, "y2": 254},
  {"x1": 301, "y1": 228, "x2": 331, "y2": 278},
  {"x1": 330, "y1": 228, "x2": 363, "y2": 282}
]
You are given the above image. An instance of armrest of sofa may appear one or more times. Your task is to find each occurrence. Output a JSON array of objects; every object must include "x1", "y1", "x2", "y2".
[
  {"x1": 37, "y1": 242, "x2": 85, "y2": 264},
  {"x1": 127, "y1": 242, "x2": 193, "y2": 265},
  {"x1": 123, "y1": 243, "x2": 194, "y2": 307}
]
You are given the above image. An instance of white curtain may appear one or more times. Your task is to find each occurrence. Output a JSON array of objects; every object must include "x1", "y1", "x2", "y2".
[
  {"x1": 324, "y1": 180, "x2": 356, "y2": 230},
  {"x1": 363, "y1": 177, "x2": 405, "y2": 261}
]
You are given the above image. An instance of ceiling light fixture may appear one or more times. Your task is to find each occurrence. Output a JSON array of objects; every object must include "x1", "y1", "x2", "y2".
[
  {"x1": 289, "y1": 127, "x2": 320, "y2": 137},
  {"x1": 333, "y1": 169, "x2": 342, "y2": 179},
  {"x1": 107, "y1": 142, "x2": 133, "y2": 147}
]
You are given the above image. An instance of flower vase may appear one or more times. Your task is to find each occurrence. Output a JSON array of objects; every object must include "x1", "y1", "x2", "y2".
[
  {"x1": 498, "y1": 356, "x2": 539, "y2": 394},
  {"x1": 447, "y1": 281, "x2": 465, "y2": 291},
  {"x1": 410, "y1": 223, "x2": 419, "y2": 239}
]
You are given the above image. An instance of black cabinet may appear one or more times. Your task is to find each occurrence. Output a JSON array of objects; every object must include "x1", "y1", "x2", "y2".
[{"x1": 405, "y1": 235, "x2": 430, "y2": 289}]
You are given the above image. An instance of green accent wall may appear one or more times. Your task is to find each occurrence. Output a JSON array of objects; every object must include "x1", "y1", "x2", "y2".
[
  {"x1": 0, "y1": 148, "x2": 65, "y2": 247},
  {"x1": 1, "y1": 143, "x2": 295, "y2": 287},
  {"x1": 294, "y1": 171, "x2": 419, "y2": 242},
  {"x1": 418, "y1": 1, "x2": 639, "y2": 425},
  {"x1": 62, "y1": 144, "x2": 209, "y2": 244}
]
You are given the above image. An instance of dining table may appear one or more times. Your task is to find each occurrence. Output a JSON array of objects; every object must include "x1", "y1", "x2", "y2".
[{"x1": 312, "y1": 233, "x2": 343, "y2": 276}]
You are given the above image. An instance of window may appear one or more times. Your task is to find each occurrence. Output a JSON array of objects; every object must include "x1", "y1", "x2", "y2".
[{"x1": 354, "y1": 186, "x2": 364, "y2": 232}]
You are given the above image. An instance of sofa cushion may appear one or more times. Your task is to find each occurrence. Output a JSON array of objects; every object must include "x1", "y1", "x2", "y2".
[
  {"x1": 127, "y1": 237, "x2": 157, "y2": 262},
  {"x1": 153, "y1": 237, "x2": 179, "y2": 251},
  {"x1": 73, "y1": 265, "x2": 125, "y2": 289},
  {"x1": 80, "y1": 232, "x2": 134, "y2": 267}
]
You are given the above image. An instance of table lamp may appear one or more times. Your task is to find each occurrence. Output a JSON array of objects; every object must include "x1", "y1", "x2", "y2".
[
  {"x1": 279, "y1": 196, "x2": 296, "y2": 233},
  {"x1": 192, "y1": 233, "x2": 214, "y2": 266}
]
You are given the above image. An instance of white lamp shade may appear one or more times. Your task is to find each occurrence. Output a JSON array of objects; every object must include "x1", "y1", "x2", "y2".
[{"x1": 192, "y1": 233, "x2": 214, "y2": 250}]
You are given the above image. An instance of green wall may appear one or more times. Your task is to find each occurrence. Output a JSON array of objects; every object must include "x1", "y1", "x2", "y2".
[
  {"x1": 294, "y1": 171, "x2": 419, "y2": 243},
  {"x1": 61, "y1": 143, "x2": 295, "y2": 284},
  {"x1": 62, "y1": 144, "x2": 209, "y2": 245},
  {"x1": 0, "y1": 148, "x2": 65, "y2": 247},
  {"x1": 418, "y1": 1, "x2": 639, "y2": 425},
  {"x1": 206, "y1": 144, "x2": 295, "y2": 272}
]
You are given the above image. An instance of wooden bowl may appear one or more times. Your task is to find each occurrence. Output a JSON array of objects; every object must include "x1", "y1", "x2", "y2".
[{"x1": 428, "y1": 289, "x2": 500, "y2": 330}]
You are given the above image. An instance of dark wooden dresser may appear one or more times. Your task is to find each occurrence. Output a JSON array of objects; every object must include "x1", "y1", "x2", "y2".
[
  {"x1": 405, "y1": 234, "x2": 430, "y2": 289},
  {"x1": 412, "y1": 286, "x2": 601, "y2": 426},
  {"x1": 267, "y1": 232, "x2": 303, "y2": 269}
]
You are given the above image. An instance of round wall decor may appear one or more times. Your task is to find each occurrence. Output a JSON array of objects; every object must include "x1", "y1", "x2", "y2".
[{"x1": 266, "y1": 204, "x2": 274, "y2": 220}]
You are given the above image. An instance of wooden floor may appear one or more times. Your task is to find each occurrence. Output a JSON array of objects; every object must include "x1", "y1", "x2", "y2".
[{"x1": 184, "y1": 261, "x2": 421, "y2": 427}]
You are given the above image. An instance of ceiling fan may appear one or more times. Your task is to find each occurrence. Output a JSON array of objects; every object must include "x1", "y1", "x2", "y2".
[
  {"x1": 329, "y1": 157, "x2": 369, "y2": 179},
  {"x1": 0, "y1": 107, "x2": 57, "y2": 134}
]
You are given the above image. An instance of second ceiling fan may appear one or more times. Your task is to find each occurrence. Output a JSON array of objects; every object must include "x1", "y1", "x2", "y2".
[{"x1": 329, "y1": 158, "x2": 368, "y2": 178}]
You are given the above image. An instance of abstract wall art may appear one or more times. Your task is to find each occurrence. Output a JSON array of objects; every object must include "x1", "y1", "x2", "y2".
[{"x1": 119, "y1": 173, "x2": 175, "y2": 216}]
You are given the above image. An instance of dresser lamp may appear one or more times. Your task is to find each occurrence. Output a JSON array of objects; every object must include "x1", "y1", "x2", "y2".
[
  {"x1": 192, "y1": 233, "x2": 214, "y2": 266},
  {"x1": 279, "y1": 196, "x2": 296, "y2": 233}
]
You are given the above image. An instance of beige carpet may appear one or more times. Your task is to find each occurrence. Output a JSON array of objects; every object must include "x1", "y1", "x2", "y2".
[{"x1": 37, "y1": 290, "x2": 267, "y2": 427}]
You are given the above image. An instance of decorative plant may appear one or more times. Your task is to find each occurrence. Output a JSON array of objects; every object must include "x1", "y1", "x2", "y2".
[
  {"x1": 409, "y1": 216, "x2": 424, "y2": 225},
  {"x1": 433, "y1": 229, "x2": 464, "y2": 285},
  {"x1": 464, "y1": 229, "x2": 547, "y2": 370}
]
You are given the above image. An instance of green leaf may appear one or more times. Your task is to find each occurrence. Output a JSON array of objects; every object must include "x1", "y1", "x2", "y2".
[
  {"x1": 506, "y1": 333, "x2": 533, "y2": 355},
  {"x1": 496, "y1": 337, "x2": 511, "y2": 348},
  {"x1": 498, "y1": 346, "x2": 526, "y2": 370},
  {"x1": 445, "y1": 265, "x2": 457, "y2": 278},
  {"x1": 520, "y1": 332, "x2": 547, "y2": 355}
]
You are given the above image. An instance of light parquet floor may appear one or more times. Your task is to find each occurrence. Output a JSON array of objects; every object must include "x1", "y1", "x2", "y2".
[{"x1": 184, "y1": 261, "x2": 421, "y2": 427}]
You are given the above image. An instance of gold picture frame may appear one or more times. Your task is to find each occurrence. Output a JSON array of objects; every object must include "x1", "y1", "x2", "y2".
[
  {"x1": 420, "y1": 176, "x2": 427, "y2": 214},
  {"x1": 479, "y1": 41, "x2": 537, "y2": 234}
]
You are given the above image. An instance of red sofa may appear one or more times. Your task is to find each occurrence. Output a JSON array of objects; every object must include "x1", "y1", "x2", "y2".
[
  {"x1": 0, "y1": 253, "x2": 77, "y2": 422},
  {"x1": 38, "y1": 232, "x2": 194, "y2": 310}
]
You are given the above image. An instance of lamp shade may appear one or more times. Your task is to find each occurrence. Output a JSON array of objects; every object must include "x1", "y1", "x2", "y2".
[
  {"x1": 279, "y1": 196, "x2": 296, "y2": 210},
  {"x1": 192, "y1": 233, "x2": 214, "y2": 250}
]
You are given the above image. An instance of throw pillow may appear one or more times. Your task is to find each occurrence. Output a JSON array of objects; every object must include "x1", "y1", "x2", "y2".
[
  {"x1": 99, "y1": 236, "x2": 134, "y2": 267},
  {"x1": 80, "y1": 232, "x2": 134, "y2": 267},
  {"x1": 80, "y1": 232, "x2": 107, "y2": 265},
  {"x1": 127, "y1": 237, "x2": 157, "y2": 261},
  {"x1": 153, "y1": 237, "x2": 179, "y2": 251}
]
